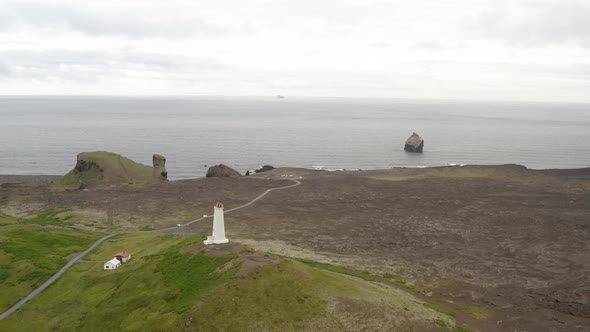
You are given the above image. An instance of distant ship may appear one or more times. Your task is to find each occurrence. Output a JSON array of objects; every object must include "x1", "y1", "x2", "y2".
[{"x1": 276, "y1": 95, "x2": 285, "y2": 99}]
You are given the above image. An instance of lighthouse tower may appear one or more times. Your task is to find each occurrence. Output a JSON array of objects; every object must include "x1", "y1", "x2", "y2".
[{"x1": 204, "y1": 203, "x2": 229, "y2": 245}]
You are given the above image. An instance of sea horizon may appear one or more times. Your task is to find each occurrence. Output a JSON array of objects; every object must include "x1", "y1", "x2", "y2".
[
  {"x1": 2, "y1": 94, "x2": 590, "y2": 105},
  {"x1": 1, "y1": 96, "x2": 589, "y2": 179}
]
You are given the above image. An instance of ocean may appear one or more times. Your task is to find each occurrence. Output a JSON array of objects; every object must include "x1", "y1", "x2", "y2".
[{"x1": 1, "y1": 96, "x2": 589, "y2": 179}]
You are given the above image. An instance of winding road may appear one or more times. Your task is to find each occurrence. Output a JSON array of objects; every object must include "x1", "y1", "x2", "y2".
[
  {"x1": 0, "y1": 233, "x2": 117, "y2": 320},
  {"x1": 0, "y1": 178, "x2": 300, "y2": 320},
  {"x1": 159, "y1": 178, "x2": 301, "y2": 231}
]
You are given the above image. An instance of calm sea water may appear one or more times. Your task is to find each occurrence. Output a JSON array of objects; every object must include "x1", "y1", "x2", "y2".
[{"x1": 1, "y1": 97, "x2": 589, "y2": 179}]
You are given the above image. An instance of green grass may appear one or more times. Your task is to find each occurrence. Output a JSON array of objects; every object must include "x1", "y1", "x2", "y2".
[
  {"x1": 25, "y1": 208, "x2": 73, "y2": 225},
  {"x1": 296, "y1": 258, "x2": 376, "y2": 281},
  {"x1": 381, "y1": 275, "x2": 416, "y2": 290},
  {"x1": 85, "y1": 232, "x2": 182, "y2": 261},
  {"x1": 55, "y1": 167, "x2": 102, "y2": 190},
  {"x1": 155, "y1": 237, "x2": 238, "y2": 313},
  {"x1": 395, "y1": 279, "x2": 416, "y2": 290},
  {"x1": 423, "y1": 302, "x2": 454, "y2": 317},
  {"x1": 178, "y1": 260, "x2": 329, "y2": 331},
  {"x1": 0, "y1": 236, "x2": 455, "y2": 331},
  {"x1": 0, "y1": 268, "x2": 10, "y2": 282},
  {"x1": 175, "y1": 259, "x2": 451, "y2": 331},
  {"x1": 463, "y1": 273, "x2": 474, "y2": 279},
  {"x1": 463, "y1": 305, "x2": 492, "y2": 321},
  {"x1": 78, "y1": 151, "x2": 156, "y2": 180},
  {"x1": 0, "y1": 220, "x2": 99, "y2": 311},
  {"x1": 53, "y1": 151, "x2": 160, "y2": 190},
  {"x1": 0, "y1": 229, "x2": 95, "y2": 272},
  {"x1": 0, "y1": 257, "x2": 179, "y2": 331},
  {"x1": 455, "y1": 325, "x2": 476, "y2": 332},
  {"x1": 0, "y1": 234, "x2": 236, "y2": 331},
  {"x1": 434, "y1": 318, "x2": 448, "y2": 327}
]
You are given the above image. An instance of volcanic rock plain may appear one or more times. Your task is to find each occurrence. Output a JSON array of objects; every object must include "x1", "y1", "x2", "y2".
[{"x1": 0, "y1": 163, "x2": 589, "y2": 331}]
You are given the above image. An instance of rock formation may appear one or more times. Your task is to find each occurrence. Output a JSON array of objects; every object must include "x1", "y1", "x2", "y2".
[
  {"x1": 206, "y1": 164, "x2": 242, "y2": 178},
  {"x1": 74, "y1": 155, "x2": 102, "y2": 173},
  {"x1": 255, "y1": 165, "x2": 275, "y2": 173},
  {"x1": 153, "y1": 154, "x2": 167, "y2": 179},
  {"x1": 404, "y1": 132, "x2": 424, "y2": 153},
  {"x1": 54, "y1": 151, "x2": 163, "y2": 191}
]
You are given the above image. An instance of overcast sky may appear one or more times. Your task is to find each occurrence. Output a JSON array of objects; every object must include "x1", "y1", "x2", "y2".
[{"x1": 0, "y1": 0, "x2": 589, "y2": 102}]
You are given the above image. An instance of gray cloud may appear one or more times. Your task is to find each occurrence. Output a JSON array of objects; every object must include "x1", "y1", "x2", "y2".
[
  {"x1": 370, "y1": 42, "x2": 392, "y2": 49},
  {"x1": 474, "y1": 0, "x2": 590, "y2": 47},
  {"x1": 0, "y1": 0, "x2": 589, "y2": 101},
  {"x1": 413, "y1": 40, "x2": 448, "y2": 51},
  {"x1": 0, "y1": 49, "x2": 229, "y2": 82},
  {"x1": 417, "y1": 59, "x2": 590, "y2": 81},
  {"x1": 0, "y1": 1, "x2": 225, "y2": 38}
]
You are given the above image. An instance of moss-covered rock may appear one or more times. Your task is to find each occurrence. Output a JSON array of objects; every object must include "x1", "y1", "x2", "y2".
[{"x1": 52, "y1": 151, "x2": 167, "y2": 191}]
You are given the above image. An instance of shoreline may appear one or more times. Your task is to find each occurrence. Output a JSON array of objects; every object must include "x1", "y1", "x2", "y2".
[{"x1": 2, "y1": 163, "x2": 590, "y2": 182}]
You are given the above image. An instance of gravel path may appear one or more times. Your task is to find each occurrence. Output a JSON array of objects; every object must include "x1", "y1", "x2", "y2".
[{"x1": 158, "y1": 179, "x2": 300, "y2": 232}]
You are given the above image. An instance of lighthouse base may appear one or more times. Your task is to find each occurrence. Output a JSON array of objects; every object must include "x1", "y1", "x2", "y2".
[{"x1": 204, "y1": 236, "x2": 229, "y2": 245}]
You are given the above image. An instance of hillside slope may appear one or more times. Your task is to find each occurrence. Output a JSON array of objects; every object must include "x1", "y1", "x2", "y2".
[
  {"x1": 0, "y1": 212, "x2": 99, "y2": 311},
  {"x1": 0, "y1": 233, "x2": 467, "y2": 332}
]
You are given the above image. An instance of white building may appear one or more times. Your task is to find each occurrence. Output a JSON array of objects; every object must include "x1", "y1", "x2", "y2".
[
  {"x1": 204, "y1": 203, "x2": 229, "y2": 245},
  {"x1": 104, "y1": 258, "x2": 121, "y2": 270},
  {"x1": 104, "y1": 251, "x2": 131, "y2": 270}
]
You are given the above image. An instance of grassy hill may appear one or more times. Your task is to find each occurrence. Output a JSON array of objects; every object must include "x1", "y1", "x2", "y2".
[
  {"x1": 53, "y1": 151, "x2": 162, "y2": 190},
  {"x1": 0, "y1": 232, "x2": 474, "y2": 332},
  {"x1": 0, "y1": 212, "x2": 99, "y2": 311}
]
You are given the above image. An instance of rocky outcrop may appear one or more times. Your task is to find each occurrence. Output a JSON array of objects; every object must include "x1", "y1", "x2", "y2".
[
  {"x1": 54, "y1": 151, "x2": 163, "y2": 191},
  {"x1": 153, "y1": 154, "x2": 167, "y2": 179},
  {"x1": 255, "y1": 165, "x2": 275, "y2": 173},
  {"x1": 404, "y1": 132, "x2": 424, "y2": 153},
  {"x1": 74, "y1": 155, "x2": 102, "y2": 173},
  {"x1": 206, "y1": 164, "x2": 242, "y2": 178},
  {"x1": 153, "y1": 154, "x2": 166, "y2": 168}
]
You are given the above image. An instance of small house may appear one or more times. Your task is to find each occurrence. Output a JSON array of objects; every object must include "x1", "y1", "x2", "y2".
[
  {"x1": 104, "y1": 258, "x2": 121, "y2": 270},
  {"x1": 114, "y1": 251, "x2": 132, "y2": 263}
]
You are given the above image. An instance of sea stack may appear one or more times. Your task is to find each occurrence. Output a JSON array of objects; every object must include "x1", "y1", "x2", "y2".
[
  {"x1": 404, "y1": 132, "x2": 424, "y2": 153},
  {"x1": 153, "y1": 154, "x2": 167, "y2": 179}
]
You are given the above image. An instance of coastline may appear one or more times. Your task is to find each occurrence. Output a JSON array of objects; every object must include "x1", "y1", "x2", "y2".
[
  {"x1": 1, "y1": 161, "x2": 589, "y2": 331},
  {"x1": 3, "y1": 163, "x2": 590, "y2": 183}
]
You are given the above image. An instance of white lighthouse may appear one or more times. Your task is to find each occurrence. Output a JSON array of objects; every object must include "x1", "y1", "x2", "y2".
[{"x1": 204, "y1": 203, "x2": 229, "y2": 245}]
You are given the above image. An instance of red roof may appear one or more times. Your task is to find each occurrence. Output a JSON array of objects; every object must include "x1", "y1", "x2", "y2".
[
  {"x1": 114, "y1": 251, "x2": 130, "y2": 257},
  {"x1": 216, "y1": 203, "x2": 223, "y2": 208}
]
